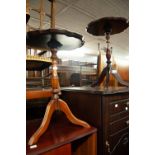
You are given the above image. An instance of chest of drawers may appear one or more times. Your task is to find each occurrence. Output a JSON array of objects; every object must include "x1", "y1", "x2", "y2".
[{"x1": 61, "y1": 86, "x2": 129, "y2": 155}]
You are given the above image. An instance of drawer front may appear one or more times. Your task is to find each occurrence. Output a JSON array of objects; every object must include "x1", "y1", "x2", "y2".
[
  {"x1": 110, "y1": 110, "x2": 129, "y2": 122},
  {"x1": 105, "y1": 97, "x2": 129, "y2": 155},
  {"x1": 109, "y1": 99, "x2": 129, "y2": 115},
  {"x1": 106, "y1": 128, "x2": 129, "y2": 155},
  {"x1": 109, "y1": 116, "x2": 129, "y2": 134}
]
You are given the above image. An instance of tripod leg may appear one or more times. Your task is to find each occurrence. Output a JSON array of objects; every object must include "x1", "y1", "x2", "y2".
[
  {"x1": 28, "y1": 100, "x2": 56, "y2": 145},
  {"x1": 58, "y1": 99, "x2": 90, "y2": 128},
  {"x1": 92, "y1": 66, "x2": 107, "y2": 87},
  {"x1": 105, "y1": 66, "x2": 110, "y2": 88}
]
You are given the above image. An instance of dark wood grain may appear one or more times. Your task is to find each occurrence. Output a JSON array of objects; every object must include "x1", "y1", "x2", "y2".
[
  {"x1": 41, "y1": 143, "x2": 71, "y2": 155},
  {"x1": 87, "y1": 17, "x2": 129, "y2": 36},
  {"x1": 61, "y1": 86, "x2": 129, "y2": 155},
  {"x1": 27, "y1": 115, "x2": 97, "y2": 155},
  {"x1": 26, "y1": 29, "x2": 84, "y2": 51},
  {"x1": 26, "y1": 59, "x2": 51, "y2": 71}
]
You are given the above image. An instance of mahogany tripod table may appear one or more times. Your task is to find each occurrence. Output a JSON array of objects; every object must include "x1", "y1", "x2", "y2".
[
  {"x1": 87, "y1": 17, "x2": 129, "y2": 88},
  {"x1": 26, "y1": 0, "x2": 90, "y2": 146},
  {"x1": 26, "y1": 29, "x2": 90, "y2": 146}
]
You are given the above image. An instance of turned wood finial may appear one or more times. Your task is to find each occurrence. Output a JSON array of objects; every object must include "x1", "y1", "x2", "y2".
[
  {"x1": 105, "y1": 32, "x2": 110, "y2": 48},
  {"x1": 105, "y1": 32, "x2": 111, "y2": 64},
  {"x1": 97, "y1": 43, "x2": 102, "y2": 77}
]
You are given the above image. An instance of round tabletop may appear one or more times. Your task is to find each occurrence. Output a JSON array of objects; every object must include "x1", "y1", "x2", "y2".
[
  {"x1": 26, "y1": 13, "x2": 30, "y2": 24},
  {"x1": 26, "y1": 29, "x2": 84, "y2": 50},
  {"x1": 26, "y1": 55, "x2": 51, "y2": 71},
  {"x1": 87, "y1": 17, "x2": 129, "y2": 36}
]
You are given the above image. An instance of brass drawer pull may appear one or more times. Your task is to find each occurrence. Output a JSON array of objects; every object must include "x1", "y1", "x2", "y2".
[
  {"x1": 125, "y1": 106, "x2": 128, "y2": 111},
  {"x1": 126, "y1": 120, "x2": 129, "y2": 125},
  {"x1": 114, "y1": 104, "x2": 118, "y2": 108}
]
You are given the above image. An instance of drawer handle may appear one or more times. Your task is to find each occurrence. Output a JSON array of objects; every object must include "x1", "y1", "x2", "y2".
[
  {"x1": 114, "y1": 104, "x2": 118, "y2": 108},
  {"x1": 125, "y1": 107, "x2": 128, "y2": 111},
  {"x1": 126, "y1": 120, "x2": 129, "y2": 125}
]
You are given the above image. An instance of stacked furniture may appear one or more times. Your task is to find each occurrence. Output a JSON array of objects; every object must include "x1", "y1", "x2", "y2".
[
  {"x1": 61, "y1": 86, "x2": 129, "y2": 155},
  {"x1": 26, "y1": 1, "x2": 129, "y2": 155}
]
